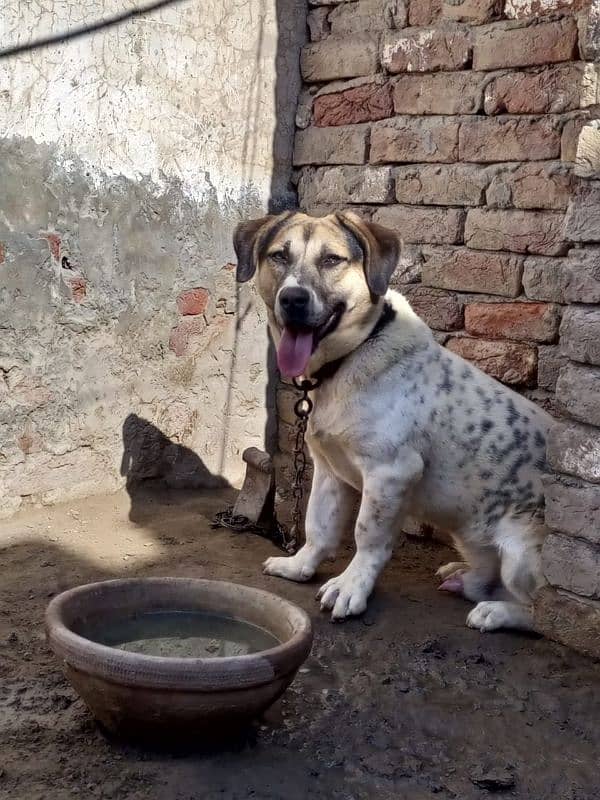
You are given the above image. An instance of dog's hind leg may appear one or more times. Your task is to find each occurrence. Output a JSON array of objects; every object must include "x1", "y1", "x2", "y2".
[
  {"x1": 438, "y1": 540, "x2": 501, "y2": 602},
  {"x1": 264, "y1": 456, "x2": 357, "y2": 582},
  {"x1": 466, "y1": 515, "x2": 545, "y2": 633}
]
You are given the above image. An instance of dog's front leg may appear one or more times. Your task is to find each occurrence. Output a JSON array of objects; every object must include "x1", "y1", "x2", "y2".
[
  {"x1": 263, "y1": 454, "x2": 357, "y2": 582},
  {"x1": 318, "y1": 449, "x2": 424, "y2": 620}
]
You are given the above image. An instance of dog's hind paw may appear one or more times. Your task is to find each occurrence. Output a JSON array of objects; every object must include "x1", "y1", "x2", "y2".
[
  {"x1": 466, "y1": 600, "x2": 534, "y2": 633},
  {"x1": 436, "y1": 561, "x2": 468, "y2": 580}
]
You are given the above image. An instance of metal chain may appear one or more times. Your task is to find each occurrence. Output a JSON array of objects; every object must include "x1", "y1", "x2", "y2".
[
  {"x1": 288, "y1": 376, "x2": 320, "y2": 550},
  {"x1": 213, "y1": 376, "x2": 320, "y2": 554}
]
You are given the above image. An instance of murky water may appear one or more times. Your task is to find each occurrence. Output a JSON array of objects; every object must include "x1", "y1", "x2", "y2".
[{"x1": 85, "y1": 611, "x2": 279, "y2": 658}]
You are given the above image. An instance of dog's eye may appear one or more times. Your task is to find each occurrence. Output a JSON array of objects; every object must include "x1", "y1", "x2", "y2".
[
  {"x1": 321, "y1": 254, "x2": 344, "y2": 268},
  {"x1": 269, "y1": 250, "x2": 288, "y2": 265}
]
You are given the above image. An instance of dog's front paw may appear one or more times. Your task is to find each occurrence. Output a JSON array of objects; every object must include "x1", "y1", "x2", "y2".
[
  {"x1": 263, "y1": 554, "x2": 315, "y2": 582},
  {"x1": 316, "y1": 570, "x2": 369, "y2": 621}
]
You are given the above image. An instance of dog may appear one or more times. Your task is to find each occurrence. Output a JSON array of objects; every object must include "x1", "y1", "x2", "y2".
[{"x1": 234, "y1": 210, "x2": 551, "y2": 633}]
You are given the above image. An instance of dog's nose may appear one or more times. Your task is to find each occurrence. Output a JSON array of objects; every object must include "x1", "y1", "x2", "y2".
[{"x1": 279, "y1": 286, "x2": 310, "y2": 314}]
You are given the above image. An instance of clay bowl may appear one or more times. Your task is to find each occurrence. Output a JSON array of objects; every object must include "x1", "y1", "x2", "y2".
[{"x1": 45, "y1": 577, "x2": 313, "y2": 741}]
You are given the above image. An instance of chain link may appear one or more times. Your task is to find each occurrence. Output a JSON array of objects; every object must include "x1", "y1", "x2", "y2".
[
  {"x1": 213, "y1": 376, "x2": 320, "y2": 554},
  {"x1": 288, "y1": 377, "x2": 320, "y2": 550}
]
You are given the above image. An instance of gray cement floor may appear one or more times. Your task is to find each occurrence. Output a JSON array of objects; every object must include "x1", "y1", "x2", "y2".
[{"x1": 1, "y1": 484, "x2": 600, "y2": 799}]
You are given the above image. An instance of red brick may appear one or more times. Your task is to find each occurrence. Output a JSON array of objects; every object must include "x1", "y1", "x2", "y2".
[
  {"x1": 504, "y1": 0, "x2": 590, "y2": 18},
  {"x1": 408, "y1": 0, "x2": 442, "y2": 24},
  {"x1": 68, "y1": 277, "x2": 87, "y2": 303},
  {"x1": 442, "y1": 0, "x2": 502, "y2": 23},
  {"x1": 563, "y1": 248, "x2": 600, "y2": 304},
  {"x1": 561, "y1": 114, "x2": 591, "y2": 162},
  {"x1": 459, "y1": 116, "x2": 561, "y2": 163},
  {"x1": 329, "y1": 0, "x2": 407, "y2": 34},
  {"x1": 393, "y1": 71, "x2": 485, "y2": 115},
  {"x1": 486, "y1": 162, "x2": 574, "y2": 210},
  {"x1": 177, "y1": 287, "x2": 210, "y2": 316},
  {"x1": 538, "y1": 345, "x2": 568, "y2": 390},
  {"x1": 298, "y1": 166, "x2": 394, "y2": 205},
  {"x1": 560, "y1": 307, "x2": 600, "y2": 368},
  {"x1": 403, "y1": 286, "x2": 463, "y2": 330},
  {"x1": 396, "y1": 164, "x2": 489, "y2": 206},
  {"x1": 381, "y1": 27, "x2": 471, "y2": 74},
  {"x1": 564, "y1": 180, "x2": 600, "y2": 243},
  {"x1": 371, "y1": 116, "x2": 459, "y2": 163},
  {"x1": 301, "y1": 36, "x2": 380, "y2": 82},
  {"x1": 446, "y1": 337, "x2": 537, "y2": 384},
  {"x1": 473, "y1": 18, "x2": 578, "y2": 70},
  {"x1": 484, "y1": 64, "x2": 597, "y2": 116},
  {"x1": 580, "y1": 3, "x2": 600, "y2": 61},
  {"x1": 464, "y1": 301, "x2": 560, "y2": 342},
  {"x1": 294, "y1": 125, "x2": 369, "y2": 166},
  {"x1": 373, "y1": 204, "x2": 465, "y2": 244},
  {"x1": 464, "y1": 208, "x2": 567, "y2": 256},
  {"x1": 307, "y1": 7, "x2": 330, "y2": 41},
  {"x1": 522, "y1": 256, "x2": 566, "y2": 302},
  {"x1": 169, "y1": 317, "x2": 206, "y2": 357},
  {"x1": 314, "y1": 82, "x2": 393, "y2": 126},
  {"x1": 42, "y1": 232, "x2": 61, "y2": 261},
  {"x1": 535, "y1": 585, "x2": 600, "y2": 663},
  {"x1": 422, "y1": 246, "x2": 523, "y2": 297}
]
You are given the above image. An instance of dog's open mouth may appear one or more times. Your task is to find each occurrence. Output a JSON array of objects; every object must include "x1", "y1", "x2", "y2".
[{"x1": 277, "y1": 303, "x2": 345, "y2": 378}]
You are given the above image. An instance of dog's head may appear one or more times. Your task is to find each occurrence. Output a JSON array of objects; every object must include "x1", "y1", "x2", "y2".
[{"x1": 233, "y1": 211, "x2": 400, "y2": 378}]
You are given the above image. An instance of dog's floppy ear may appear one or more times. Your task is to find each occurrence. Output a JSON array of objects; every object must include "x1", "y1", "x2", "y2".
[
  {"x1": 336, "y1": 211, "x2": 400, "y2": 297},
  {"x1": 233, "y1": 215, "x2": 278, "y2": 283}
]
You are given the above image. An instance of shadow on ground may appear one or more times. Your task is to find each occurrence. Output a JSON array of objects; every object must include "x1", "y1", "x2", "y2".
[{"x1": 2, "y1": 467, "x2": 600, "y2": 799}]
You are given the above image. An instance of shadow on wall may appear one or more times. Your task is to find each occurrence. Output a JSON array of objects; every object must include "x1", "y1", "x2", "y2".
[
  {"x1": 261, "y1": 0, "x2": 307, "y2": 457},
  {"x1": 121, "y1": 413, "x2": 232, "y2": 525}
]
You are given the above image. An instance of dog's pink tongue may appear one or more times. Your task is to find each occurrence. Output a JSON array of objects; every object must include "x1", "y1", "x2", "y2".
[{"x1": 277, "y1": 328, "x2": 314, "y2": 377}]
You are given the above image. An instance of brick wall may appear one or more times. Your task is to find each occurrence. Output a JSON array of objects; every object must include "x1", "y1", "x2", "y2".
[
  {"x1": 275, "y1": 0, "x2": 600, "y2": 655},
  {"x1": 534, "y1": 131, "x2": 600, "y2": 658}
]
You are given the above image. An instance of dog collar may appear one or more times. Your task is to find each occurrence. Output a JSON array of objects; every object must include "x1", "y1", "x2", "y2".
[{"x1": 311, "y1": 301, "x2": 396, "y2": 384}]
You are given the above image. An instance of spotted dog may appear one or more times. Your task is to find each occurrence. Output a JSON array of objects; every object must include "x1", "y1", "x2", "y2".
[{"x1": 234, "y1": 210, "x2": 551, "y2": 633}]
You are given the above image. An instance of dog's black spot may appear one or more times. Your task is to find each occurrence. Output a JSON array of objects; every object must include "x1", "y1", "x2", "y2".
[
  {"x1": 512, "y1": 428, "x2": 530, "y2": 448},
  {"x1": 506, "y1": 452, "x2": 533, "y2": 484},
  {"x1": 461, "y1": 368, "x2": 470, "y2": 380},
  {"x1": 466, "y1": 423, "x2": 476, "y2": 434},
  {"x1": 437, "y1": 360, "x2": 454, "y2": 393},
  {"x1": 498, "y1": 433, "x2": 505, "y2": 442},
  {"x1": 523, "y1": 415, "x2": 529, "y2": 424},
  {"x1": 481, "y1": 419, "x2": 494, "y2": 433},
  {"x1": 480, "y1": 470, "x2": 493, "y2": 481},
  {"x1": 506, "y1": 398, "x2": 520, "y2": 427},
  {"x1": 466, "y1": 407, "x2": 474, "y2": 415},
  {"x1": 419, "y1": 394, "x2": 425, "y2": 405},
  {"x1": 534, "y1": 430, "x2": 546, "y2": 449},
  {"x1": 485, "y1": 511, "x2": 504, "y2": 526}
]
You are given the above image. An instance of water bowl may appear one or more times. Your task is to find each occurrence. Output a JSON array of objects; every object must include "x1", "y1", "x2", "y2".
[{"x1": 45, "y1": 577, "x2": 313, "y2": 740}]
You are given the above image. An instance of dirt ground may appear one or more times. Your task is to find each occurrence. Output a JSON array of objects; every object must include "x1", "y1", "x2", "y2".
[{"x1": 1, "y1": 484, "x2": 600, "y2": 800}]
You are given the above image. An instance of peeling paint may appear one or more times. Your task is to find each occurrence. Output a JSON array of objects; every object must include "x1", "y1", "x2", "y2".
[{"x1": 0, "y1": 0, "x2": 306, "y2": 515}]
